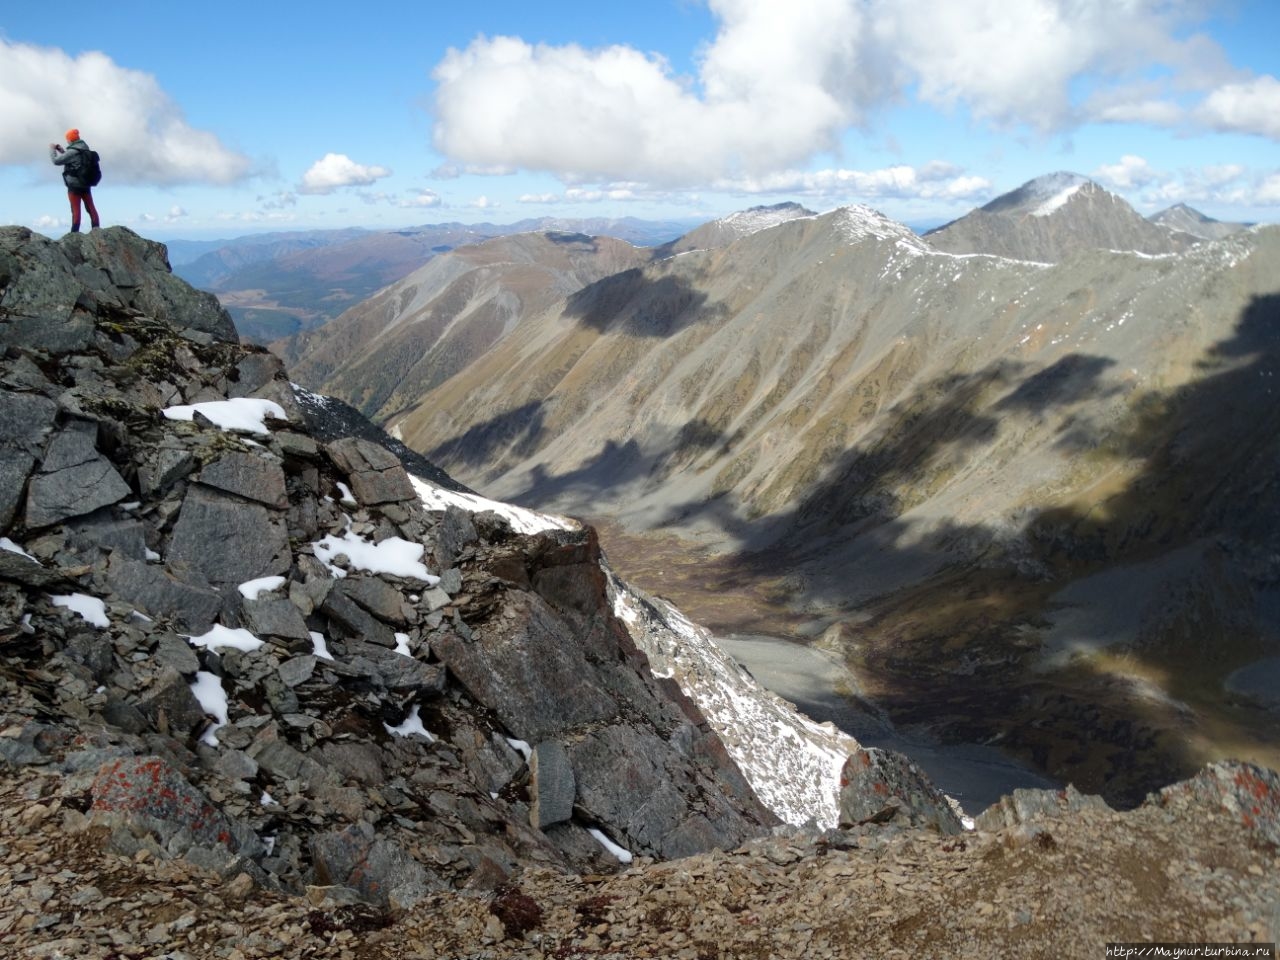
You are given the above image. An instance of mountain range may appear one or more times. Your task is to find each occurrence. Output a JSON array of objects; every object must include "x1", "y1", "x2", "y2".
[
  {"x1": 286, "y1": 173, "x2": 1279, "y2": 807},
  {"x1": 171, "y1": 216, "x2": 701, "y2": 343}
]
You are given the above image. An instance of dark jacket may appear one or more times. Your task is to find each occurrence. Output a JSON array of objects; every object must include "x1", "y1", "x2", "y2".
[{"x1": 50, "y1": 139, "x2": 93, "y2": 193}]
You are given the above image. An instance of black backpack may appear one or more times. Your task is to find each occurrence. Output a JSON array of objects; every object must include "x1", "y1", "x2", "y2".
[{"x1": 82, "y1": 149, "x2": 102, "y2": 187}]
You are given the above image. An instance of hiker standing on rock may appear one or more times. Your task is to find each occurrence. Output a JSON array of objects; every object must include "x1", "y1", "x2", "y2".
[{"x1": 49, "y1": 128, "x2": 101, "y2": 233}]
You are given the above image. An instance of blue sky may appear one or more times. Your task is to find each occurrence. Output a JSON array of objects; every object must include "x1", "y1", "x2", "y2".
[{"x1": 2, "y1": 0, "x2": 1277, "y2": 239}]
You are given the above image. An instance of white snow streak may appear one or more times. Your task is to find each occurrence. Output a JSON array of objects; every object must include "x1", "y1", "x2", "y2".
[
  {"x1": 162, "y1": 398, "x2": 286, "y2": 435},
  {"x1": 238, "y1": 575, "x2": 286, "y2": 600},
  {"x1": 49, "y1": 593, "x2": 109, "y2": 628},
  {"x1": 409, "y1": 475, "x2": 576, "y2": 535},
  {"x1": 384, "y1": 704, "x2": 436, "y2": 741},
  {"x1": 190, "y1": 671, "x2": 229, "y2": 746},
  {"x1": 185, "y1": 624, "x2": 265, "y2": 653}
]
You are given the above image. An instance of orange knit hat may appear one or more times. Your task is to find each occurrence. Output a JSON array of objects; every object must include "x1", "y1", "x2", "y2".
[{"x1": 65, "y1": 128, "x2": 80, "y2": 142}]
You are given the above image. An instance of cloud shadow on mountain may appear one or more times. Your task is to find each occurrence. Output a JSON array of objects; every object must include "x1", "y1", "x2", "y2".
[
  {"x1": 995, "y1": 353, "x2": 1118, "y2": 414},
  {"x1": 607, "y1": 298, "x2": 1280, "y2": 806},
  {"x1": 427, "y1": 401, "x2": 547, "y2": 469},
  {"x1": 563, "y1": 269, "x2": 713, "y2": 336}
]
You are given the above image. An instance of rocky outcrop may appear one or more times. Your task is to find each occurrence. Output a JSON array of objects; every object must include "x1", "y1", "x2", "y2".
[
  {"x1": 0, "y1": 227, "x2": 772, "y2": 911},
  {"x1": 0, "y1": 225, "x2": 237, "y2": 348},
  {"x1": 838, "y1": 746, "x2": 965, "y2": 834}
]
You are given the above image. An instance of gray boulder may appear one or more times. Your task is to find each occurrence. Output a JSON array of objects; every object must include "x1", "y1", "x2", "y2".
[
  {"x1": 310, "y1": 822, "x2": 444, "y2": 909},
  {"x1": 100, "y1": 552, "x2": 224, "y2": 631},
  {"x1": 25, "y1": 419, "x2": 131, "y2": 528},
  {"x1": 90, "y1": 755, "x2": 264, "y2": 858},
  {"x1": 0, "y1": 391, "x2": 58, "y2": 528},
  {"x1": 196, "y1": 451, "x2": 288, "y2": 508},
  {"x1": 325, "y1": 437, "x2": 417, "y2": 505},
  {"x1": 529, "y1": 741, "x2": 575, "y2": 829},
  {"x1": 0, "y1": 226, "x2": 237, "y2": 346},
  {"x1": 167, "y1": 486, "x2": 289, "y2": 587}
]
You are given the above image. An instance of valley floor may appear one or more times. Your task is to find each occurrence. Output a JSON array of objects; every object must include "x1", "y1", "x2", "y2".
[
  {"x1": 591, "y1": 521, "x2": 1280, "y2": 809},
  {"x1": 715, "y1": 633, "x2": 1058, "y2": 814}
]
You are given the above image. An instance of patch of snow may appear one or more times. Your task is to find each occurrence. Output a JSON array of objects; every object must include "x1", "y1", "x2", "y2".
[
  {"x1": 144, "y1": 548, "x2": 161, "y2": 562},
  {"x1": 506, "y1": 738, "x2": 532, "y2": 762},
  {"x1": 238, "y1": 575, "x2": 286, "y2": 600},
  {"x1": 1032, "y1": 183, "x2": 1084, "y2": 217},
  {"x1": 394, "y1": 632, "x2": 413, "y2": 657},
  {"x1": 309, "y1": 631, "x2": 335, "y2": 661},
  {"x1": 261, "y1": 791, "x2": 278, "y2": 806},
  {"x1": 0, "y1": 538, "x2": 36, "y2": 562},
  {"x1": 408, "y1": 475, "x2": 576, "y2": 536},
  {"x1": 384, "y1": 704, "x2": 436, "y2": 741},
  {"x1": 162, "y1": 397, "x2": 287, "y2": 435},
  {"x1": 49, "y1": 593, "x2": 109, "y2": 628},
  {"x1": 588, "y1": 828, "x2": 633, "y2": 864},
  {"x1": 290, "y1": 382, "x2": 332, "y2": 409},
  {"x1": 312, "y1": 525, "x2": 439, "y2": 583},
  {"x1": 1106, "y1": 249, "x2": 1176, "y2": 260},
  {"x1": 185, "y1": 624, "x2": 265, "y2": 653},
  {"x1": 190, "y1": 671, "x2": 229, "y2": 746},
  {"x1": 335, "y1": 481, "x2": 357, "y2": 505},
  {"x1": 609, "y1": 576, "x2": 857, "y2": 829}
]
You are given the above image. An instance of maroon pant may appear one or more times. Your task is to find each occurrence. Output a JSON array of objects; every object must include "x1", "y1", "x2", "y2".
[{"x1": 68, "y1": 189, "x2": 100, "y2": 231}]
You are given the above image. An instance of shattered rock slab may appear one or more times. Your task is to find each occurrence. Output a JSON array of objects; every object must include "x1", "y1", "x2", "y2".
[{"x1": 90, "y1": 755, "x2": 264, "y2": 859}]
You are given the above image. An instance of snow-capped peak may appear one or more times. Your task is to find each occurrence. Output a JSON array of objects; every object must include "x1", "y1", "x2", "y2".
[
  {"x1": 831, "y1": 205, "x2": 929, "y2": 252},
  {"x1": 981, "y1": 171, "x2": 1095, "y2": 218},
  {"x1": 717, "y1": 202, "x2": 813, "y2": 237}
]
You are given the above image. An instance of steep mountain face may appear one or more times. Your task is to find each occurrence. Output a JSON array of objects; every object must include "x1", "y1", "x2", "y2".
[
  {"x1": 0, "y1": 226, "x2": 786, "y2": 907},
  {"x1": 926, "y1": 172, "x2": 1199, "y2": 261},
  {"x1": 1150, "y1": 203, "x2": 1254, "y2": 241},
  {"x1": 282, "y1": 231, "x2": 650, "y2": 421},
  {"x1": 379, "y1": 203, "x2": 1280, "y2": 804}
]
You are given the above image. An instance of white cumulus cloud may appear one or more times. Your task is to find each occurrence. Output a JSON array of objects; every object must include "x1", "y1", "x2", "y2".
[
  {"x1": 1196, "y1": 75, "x2": 1280, "y2": 140},
  {"x1": 298, "y1": 153, "x2": 392, "y2": 195},
  {"x1": 0, "y1": 39, "x2": 252, "y2": 184},
  {"x1": 1094, "y1": 155, "x2": 1161, "y2": 189},
  {"x1": 398, "y1": 189, "x2": 443, "y2": 208},
  {"x1": 430, "y1": 0, "x2": 1251, "y2": 187},
  {"x1": 716, "y1": 163, "x2": 992, "y2": 202},
  {"x1": 882, "y1": 0, "x2": 1227, "y2": 131},
  {"x1": 1257, "y1": 173, "x2": 1280, "y2": 205},
  {"x1": 432, "y1": 0, "x2": 887, "y2": 187}
]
